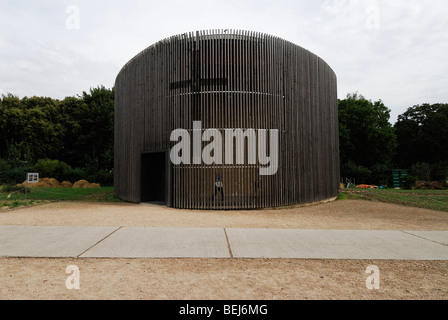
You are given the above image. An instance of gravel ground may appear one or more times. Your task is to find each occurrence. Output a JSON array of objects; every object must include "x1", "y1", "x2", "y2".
[{"x1": 0, "y1": 199, "x2": 447, "y2": 300}]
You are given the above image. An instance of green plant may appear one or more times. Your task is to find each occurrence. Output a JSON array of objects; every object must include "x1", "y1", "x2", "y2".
[
  {"x1": 341, "y1": 161, "x2": 372, "y2": 184},
  {"x1": 2, "y1": 166, "x2": 30, "y2": 184},
  {"x1": 0, "y1": 158, "x2": 12, "y2": 183},
  {"x1": 409, "y1": 162, "x2": 431, "y2": 181},
  {"x1": 1, "y1": 184, "x2": 27, "y2": 194},
  {"x1": 400, "y1": 175, "x2": 417, "y2": 190},
  {"x1": 87, "y1": 169, "x2": 114, "y2": 186},
  {"x1": 33, "y1": 158, "x2": 73, "y2": 181}
]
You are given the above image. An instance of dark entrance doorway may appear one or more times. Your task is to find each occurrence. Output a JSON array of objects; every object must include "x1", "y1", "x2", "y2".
[{"x1": 141, "y1": 152, "x2": 168, "y2": 203}]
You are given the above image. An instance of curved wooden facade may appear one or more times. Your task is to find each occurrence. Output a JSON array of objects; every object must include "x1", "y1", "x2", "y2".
[{"x1": 114, "y1": 30, "x2": 339, "y2": 209}]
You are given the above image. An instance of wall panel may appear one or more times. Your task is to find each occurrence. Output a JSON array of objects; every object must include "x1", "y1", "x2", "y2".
[{"x1": 115, "y1": 30, "x2": 339, "y2": 209}]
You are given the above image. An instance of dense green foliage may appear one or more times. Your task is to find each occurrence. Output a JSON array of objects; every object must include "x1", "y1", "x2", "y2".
[
  {"x1": 339, "y1": 94, "x2": 448, "y2": 188},
  {"x1": 338, "y1": 93, "x2": 397, "y2": 186},
  {"x1": 394, "y1": 104, "x2": 448, "y2": 184},
  {"x1": 0, "y1": 86, "x2": 114, "y2": 185}
]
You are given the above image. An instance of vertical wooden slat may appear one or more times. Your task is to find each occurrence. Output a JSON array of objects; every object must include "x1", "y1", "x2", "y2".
[{"x1": 115, "y1": 30, "x2": 339, "y2": 209}]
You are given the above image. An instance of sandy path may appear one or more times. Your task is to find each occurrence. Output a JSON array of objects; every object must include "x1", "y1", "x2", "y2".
[
  {"x1": 0, "y1": 199, "x2": 447, "y2": 300},
  {"x1": 0, "y1": 199, "x2": 447, "y2": 230}
]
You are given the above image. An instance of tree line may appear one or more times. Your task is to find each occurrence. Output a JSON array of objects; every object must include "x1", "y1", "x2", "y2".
[
  {"x1": 339, "y1": 93, "x2": 448, "y2": 188},
  {"x1": 0, "y1": 86, "x2": 114, "y2": 185},
  {"x1": 0, "y1": 88, "x2": 447, "y2": 189}
]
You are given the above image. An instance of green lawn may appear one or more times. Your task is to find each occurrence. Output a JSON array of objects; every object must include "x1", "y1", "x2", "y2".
[
  {"x1": 339, "y1": 188, "x2": 448, "y2": 212},
  {"x1": 0, "y1": 186, "x2": 121, "y2": 210}
]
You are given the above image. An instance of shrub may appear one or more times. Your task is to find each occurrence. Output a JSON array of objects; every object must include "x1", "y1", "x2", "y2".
[
  {"x1": 341, "y1": 161, "x2": 372, "y2": 185},
  {"x1": 409, "y1": 162, "x2": 431, "y2": 181},
  {"x1": 0, "y1": 158, "x2": 12, "y2": 184},
  {"x1": 32, "y1": 159, "x2": 73, "y2": 181},
  {"x1": 2, "y1": 184, "x2": 27, "y2": 194},
  {"x1": 87, "y1": 169, "x2": 113, "y2": 186},
  {"x1": 430, "y1": 162, "x2": 448, "y2": 187},
  {"x1": 2, "y1": 166, "x2": 31, "y2": 184},
  {"x1": 401, "y1": 175, "x2": 417, "y2": 190},
  {"x1": 67, "y1": 167, "x2": 86, "y2": 182}
]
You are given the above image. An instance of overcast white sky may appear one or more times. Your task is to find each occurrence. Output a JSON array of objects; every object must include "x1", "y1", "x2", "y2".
[{"x1": 1, "y1": 0, "x2": 447, "y2": 123}]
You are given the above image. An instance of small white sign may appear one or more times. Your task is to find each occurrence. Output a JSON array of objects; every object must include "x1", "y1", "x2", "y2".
[{"x1": 27, "y1": 173, "x2": 39, "y2": 184}]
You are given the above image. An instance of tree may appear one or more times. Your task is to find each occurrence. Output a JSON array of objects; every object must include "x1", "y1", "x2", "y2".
[
  {"x1": 0, "y1": 87, "x2": 115, "y2": 184},
  {"x1": 338, "y1": 93, "x2": 397, "y2": 185},
  {"x1": 394, "y1": 103, "x2": 448, "y2": 168},
  {"x1": 0, "y1": 94, "x2": 64, "y2": 164},
  {"x1": 60, "y1": 86, "x2": 114, "y2": 170},
  {"x1": 80, "y1": 86, "x2": 114, "y2": 171},
  {"x1": 58, "y1": 95, "x2": 89, "y2": 168},
  {"x1": 56, "y1": 86, "x2": 114, "y2": 171}
]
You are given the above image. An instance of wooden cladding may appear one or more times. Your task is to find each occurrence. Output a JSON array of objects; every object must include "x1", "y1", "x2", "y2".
[{"x1": 114, "y1": 30, "x2": 340, "y2": 209}]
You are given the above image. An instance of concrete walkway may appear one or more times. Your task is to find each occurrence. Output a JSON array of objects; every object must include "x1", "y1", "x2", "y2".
[{"x1": 0, "y1": 226, "x2": 447, "y2": 260}]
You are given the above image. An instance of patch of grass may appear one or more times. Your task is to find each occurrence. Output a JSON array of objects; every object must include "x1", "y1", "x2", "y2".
[
  {"x1": 0, "y1": 186, "x2": 121, "y2": 203},
  {"x1": 0, "y1": 199, "x2": 47, "y2": 210},
  {"x1": 336, "y1": 192, "x2": 347, "y2": 200},
  {"x1": 339, "y1": 188, "x2": 448, "y2": 212}
]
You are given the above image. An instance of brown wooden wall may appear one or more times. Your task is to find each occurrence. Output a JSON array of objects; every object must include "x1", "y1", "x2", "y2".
[{"x1": 114, "y1": 30, "x2": 340, "y2": 209}]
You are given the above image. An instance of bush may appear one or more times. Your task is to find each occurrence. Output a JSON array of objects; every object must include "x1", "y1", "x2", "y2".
[
  {"x1": 1, "y1": 156, "x2": 114, "y2": 186},
  {"x1": 87, "y1": 169, "x2": 113, "y2": 186},
  {"x1": 0, "y1": 158, "x2": 12, "y2": 184},
  {"x1": 409, "y1": 162, "x2": 431, "y2": 181},
  {"x1": 401, "y1": 175, "x2": 417, "y2": 190},
  {"x1": 1, "y1": 184, "x2": 27, "y2": 194},
  {"x1": 370, "y1": 163, "x2": 393, "y2": 187},
  {"x1": 341, "y1": 161, "x2": 372, "y2": 185},
  {"x1": 32, "y1": 159, "x2": 73, "y2": 182},
  {"x1": 2, "y1": 166, "x2": 31, "y2": 184},
  {"x1": 430, "y1": 162, "x2": 448, "y2": 187},
  {"x1": 65, "y1": 167, "x2": 86, "y2": 183},
  {"x1": 408, "y1": 162, "x2": 448, "y2": 189}
]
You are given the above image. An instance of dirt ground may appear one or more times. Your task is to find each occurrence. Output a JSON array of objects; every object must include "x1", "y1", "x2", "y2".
[{"x1": 0, "y1": 199, "x2": 447, "y2": 300}]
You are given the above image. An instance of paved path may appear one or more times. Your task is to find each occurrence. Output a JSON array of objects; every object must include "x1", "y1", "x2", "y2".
[{"x1": 0, "y1": 226, "x2": 447, "y2": 260}]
